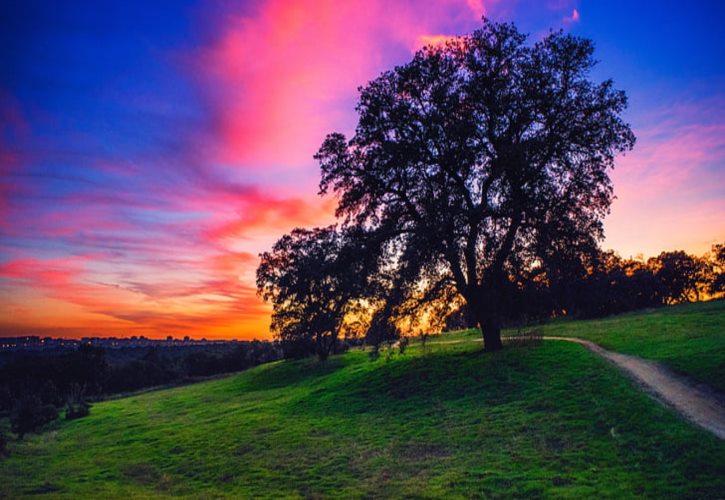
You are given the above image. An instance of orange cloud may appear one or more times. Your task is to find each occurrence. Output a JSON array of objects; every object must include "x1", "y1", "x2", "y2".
[
  {"x1": 416, "y1": 34, "x2": 460, "y2": 49},
  {"x1": 203, "y1": 191, "x2": 337, "y2": 243},
  {"x1": 0, "y1": 252, "x2": 270, "y2": 339}
]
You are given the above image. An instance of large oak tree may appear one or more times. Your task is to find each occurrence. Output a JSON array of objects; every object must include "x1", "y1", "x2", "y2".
[{"x1": 314, "y1": 20, "x2": 635, "y2": 351}]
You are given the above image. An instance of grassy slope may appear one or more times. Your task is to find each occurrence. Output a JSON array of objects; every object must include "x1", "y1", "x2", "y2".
[
  {"x1": 2, "y1": 321, "x2": 724, "y2": 497},
  {"x1": 510, "y1": 300, "x2": 725, "y2": 392}
]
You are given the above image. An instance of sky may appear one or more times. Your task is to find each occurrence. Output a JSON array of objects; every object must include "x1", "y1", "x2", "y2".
[{"x1": 1, "y1": 0, "x2": 723, "y2": 340}]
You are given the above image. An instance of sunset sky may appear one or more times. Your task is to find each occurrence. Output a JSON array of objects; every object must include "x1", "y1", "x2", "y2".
[{"x1": 1, "y1": 0, "x2": 724, "y2": 339}]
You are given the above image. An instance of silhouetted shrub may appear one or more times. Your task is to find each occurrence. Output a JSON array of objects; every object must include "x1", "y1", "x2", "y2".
[
  {"x1": 10, "y1": 396, "x2": 58, "y2": 439},
  {"x1": 0, "y1": 429, "x2": 7, "y2": 456},
  {"x1": 65, "y1": 401, "x2": 90, "y2": 420},
  {"x1": 280, "y1": 336, "x2": 317, "y2": 360},
  {"x1": 0, "y1": 386, "x2": 11, "y2": 413},
  {"x1": 64, "y1": 383, "x2": 90, "y2": 420},
  {"x1": 184, "y1": 352, "x2": 220, "y2": 377}
]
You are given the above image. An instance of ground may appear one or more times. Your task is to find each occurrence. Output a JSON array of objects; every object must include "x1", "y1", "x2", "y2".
[{"x1": 1, "y1": 302, "x2": 724, "y2": 498}]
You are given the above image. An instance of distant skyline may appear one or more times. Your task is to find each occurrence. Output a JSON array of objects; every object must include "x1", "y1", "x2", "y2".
[{"x1": 1, "y1": 0, "x2": 724, "y2": 339}]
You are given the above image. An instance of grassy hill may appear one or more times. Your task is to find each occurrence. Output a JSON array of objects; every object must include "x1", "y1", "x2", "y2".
[
  {"x1": 519, "y1": 299, "x2": 725, "y2": 392},
  {"x1": 2, "y1": 303, "x2": 724, "y2": 498}
]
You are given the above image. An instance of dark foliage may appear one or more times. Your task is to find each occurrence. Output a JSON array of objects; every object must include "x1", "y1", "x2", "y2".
[
  {"x1": 649, "y1": 250, "x2": 709, "y2": 303},
  {"x1": 64, "y1": 383, "x2": 90, "y2": 420},
  {"x1": 0, "y1": 346, "x2": 108, "y2": 414},
  {"x1": 104, "y1": 348, "x2": 177, "y2": 393},
  {"x1": 710, "y1": 243, "x2": 725, "y2": 294},
  {"x1": 10, "y1": 396, "x2": 58, "y2": 439},
  {"x1": 65, "y1": 400, "x2": 90, "y2": 421},
  {"x1": 182, "y1": 342, "x2": 278, "y2": 376},
  {"x1": 565, "y1": 251, "x2": 663, "y2": 318},
  {"x1": 0, "y1": 341, "x2": 282, "y2": 435},
  {"x1": 444, "y1": 305, "x2": 478, "y2": 331},
  {"x1": 441, "y1": 245, "x2": 723, "y2": 327},
  {"x1": 257, "y1": 226, "x2": 381, "y2": 360}
]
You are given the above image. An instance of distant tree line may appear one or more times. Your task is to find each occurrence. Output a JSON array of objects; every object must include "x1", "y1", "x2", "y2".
[
  {"x1": 445, "y1": 243, "x2": 725, "y2": 329},
  {"x1": 0, "y1": 341, "x2": 281, "y2": 442}
]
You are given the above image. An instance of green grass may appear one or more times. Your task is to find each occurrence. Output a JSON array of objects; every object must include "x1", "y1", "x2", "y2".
[
  {"x1": 508, "y1": 300, "x2": 725, "y2": 392},
  {"x1": 2, "y1": 311, "x2": 724, "y2": 498}
]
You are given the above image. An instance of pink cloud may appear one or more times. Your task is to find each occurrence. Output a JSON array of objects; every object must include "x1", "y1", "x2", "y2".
[
  {"x1": 563, "y1": 8, "x2": 580, "y2": 24},
  {"x1": 466, "y1": 0, "x2": 487, "y2": 18},
  {"x1": 604, "y1": 98, "x2": 725, "y2": 258},
  {"x1": 203, "y1": 192, "x2": 337, "y2": 242},
  {"x1": 0, "y1": 256, "x2": 118, "y2": 312},
  {"x1": 189, "y1": 0, "x2": 486, "y2": 167}
]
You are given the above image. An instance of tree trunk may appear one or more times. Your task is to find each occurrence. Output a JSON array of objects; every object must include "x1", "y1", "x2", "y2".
[
  {"x1": 480, "y1": 317, "x2": 503, "y2": 352},
  {"x1": 315, "y1": 333, "x2": 329, "y2": 361},
  {"x1": 466, "y1": 291, "x2": 504, "y2": 352}
]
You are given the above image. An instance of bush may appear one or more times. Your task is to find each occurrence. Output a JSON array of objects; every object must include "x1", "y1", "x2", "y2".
[
  {"x1": 0, "y1": 429, "x2": 7, "y2": 456},
  {"x1": 10, "y1": 396, "x2": 58, "y2": 439},
  {"x1": 65, "y1": 401, "x2": 90, "y2": 420},
  {"x1": 280, "y1": 336, "x2": 317, "y2": 359},
  {"x1": 64, "y1": 383, "x2": 90, "y2": 420}
]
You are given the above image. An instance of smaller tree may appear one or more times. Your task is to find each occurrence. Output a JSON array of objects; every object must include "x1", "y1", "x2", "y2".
[
  {"x1": 257, "y1": 226, "x2": 378, "y2": 360},
  {"x1": 649, "y1": 251, "x2": 709, "y2": 304}
]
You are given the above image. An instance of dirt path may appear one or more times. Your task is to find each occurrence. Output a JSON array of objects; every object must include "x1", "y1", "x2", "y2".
[
  {"x1": 427, "y1": 335, "x2": 725, "y2": 439},
  {"x1": 542, "y1": 336, "x2": 725, "y2": 440}
]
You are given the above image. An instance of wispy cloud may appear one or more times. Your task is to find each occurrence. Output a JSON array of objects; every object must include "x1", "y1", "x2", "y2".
[
  {"x1": 605, "y1": 96, "x2": 725, "y2": 257},
  {"x1": 188, "y1": 0, "x2": 487, "y2": 167},
  {"x1": 563, "y1": 8, "x2": 580, "y2": 24}
]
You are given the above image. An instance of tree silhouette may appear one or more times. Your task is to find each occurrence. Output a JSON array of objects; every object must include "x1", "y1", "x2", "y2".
[
  {"x1": 314, "y1": 20, "x2": 635, "y2": 350},
  {"x1": 649, "y1": 250, "x2": 709, "y2": 304},
  {"x1": 257, "y1": 226, "x2": 379, "y2": 360},
  {"x1": 708, "y1": 243, "x2": 725, "y2": 295}
]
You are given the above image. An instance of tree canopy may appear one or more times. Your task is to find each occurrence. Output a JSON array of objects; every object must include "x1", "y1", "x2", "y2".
[
  {"x1": 256, "y1": 225, "x2": 380, "y2": 359},
  {"x1": 312, "y1": 20, "x2": 635, "y2": 350},
  {"x1": 257, "y1": 19, "x2": 637, "y2": 354}
]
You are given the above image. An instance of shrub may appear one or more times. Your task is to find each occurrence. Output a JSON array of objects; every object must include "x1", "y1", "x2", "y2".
[
  {"x1": 10, "y1": 395, "x2": 58, "y2": 439},
  {"x1": 0, "y1": 429, "x2": 7, "y2": 456},
  {"x1": 65, "y1": 401, "x2": 90, "y2": 420},
  {"x1": 64, "y1": 383, "x2": 91, "y2": 420}
]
